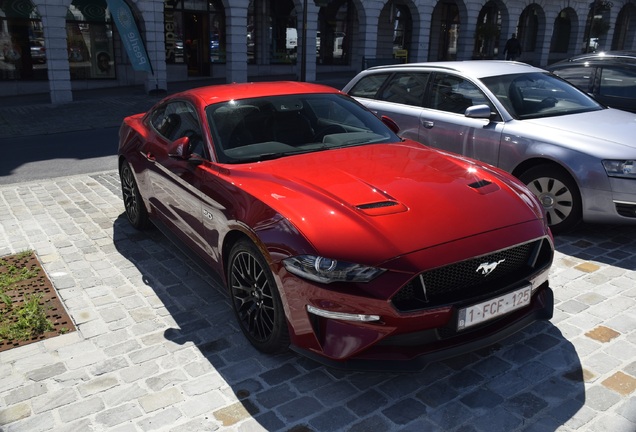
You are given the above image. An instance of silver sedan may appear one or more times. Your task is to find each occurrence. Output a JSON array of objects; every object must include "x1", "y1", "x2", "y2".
[{"x1": 343, "y1": 61, "x2": 636, "y2": 234}]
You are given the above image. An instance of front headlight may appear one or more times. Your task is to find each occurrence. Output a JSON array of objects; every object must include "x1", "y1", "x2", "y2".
[
  {"x1": 603, "y1": 160, "x2": 636, "y2": 178},
  {"x1": 283, "y1": 255, "x2": 386, "y2": 284}
]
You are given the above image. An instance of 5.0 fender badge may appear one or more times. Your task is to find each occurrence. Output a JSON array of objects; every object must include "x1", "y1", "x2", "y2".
[{"x1": 476, "y1": 259, "x2": 505, "y2": 276}]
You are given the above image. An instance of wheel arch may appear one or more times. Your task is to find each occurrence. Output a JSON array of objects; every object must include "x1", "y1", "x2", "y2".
[{"x1": 511, "y1": 157, "x2": 579, "y2": 190}]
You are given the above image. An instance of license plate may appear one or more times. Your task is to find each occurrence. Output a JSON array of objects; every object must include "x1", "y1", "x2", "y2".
[{"x1": 457, "y1": 286, "x2": 532, "y2": 331}]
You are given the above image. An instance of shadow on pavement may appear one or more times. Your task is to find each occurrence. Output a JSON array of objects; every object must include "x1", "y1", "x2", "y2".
[
  {"x1": 554, "y1": 223, "x2": 636, "y2": 270},
  {"x1": 112, "y1": 213, "x2": 585, "y2": 431}
]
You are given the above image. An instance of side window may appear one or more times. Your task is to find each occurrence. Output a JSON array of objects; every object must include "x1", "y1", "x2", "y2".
[
  {"x1": 379, "y1": 73, "x2": 428, "y2": 106},
  {"x1": 599, "y1": 67, "x2": 636, "y2": 99},
  {"x1": 427, "y1": 73, "x2": 491, "y2": 115},
  {"x1": 151, "y1": 101, "x2": 206, "y2": 158},
  {"x1": 551, "y1": 66, "x2": 594, "y2": 92},
  {"x1": 347, "y1": 73, "x2": 391, "y2": 99}
]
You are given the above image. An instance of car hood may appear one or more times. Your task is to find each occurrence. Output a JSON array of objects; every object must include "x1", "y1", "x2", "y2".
[
  {"x1": 522, "y1": 108, "x2": 636, "y2": 157},
  {"x1": 225, "y1": 141, "x2": 544, "y2": 264}
]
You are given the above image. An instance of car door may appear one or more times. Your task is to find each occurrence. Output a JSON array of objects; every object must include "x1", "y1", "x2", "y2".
[
  {"x1": 418, "y1": 72, "x2": 504, "y2": 167},
  {"x1": 144, "y1": 100, "x2": 209, "y2": 254},
  {"x1": 347, "y1": 72, "x2": 429, "y2": 142},
  {"x1": 596, "y1": 66, "x2": 636, "y2": 113}
]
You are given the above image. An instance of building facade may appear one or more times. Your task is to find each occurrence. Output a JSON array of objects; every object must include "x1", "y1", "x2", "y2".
[{"x1": 1, "y1": 0, "x2": 635, "y2": 103}]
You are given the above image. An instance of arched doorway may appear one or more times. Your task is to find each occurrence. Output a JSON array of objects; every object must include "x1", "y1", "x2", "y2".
[
  {"x1": 517, "y1": 4, "x2": 544, "y2": 64},
  {"x1": 583, "y1": 0, "x2": 612, "y2": 53},
  {"x1": 378, "y1": 1, "x2": 412, "y2": 62},
  {"x1": 317, "y1": 0, "x2": 354, "y2": 66},
  {"x1": 612, "y1": 3, "x2": 636, "y2": 50},
  {"x1": 430, "y1": 1, "x2": 460, "y2": 61},
  {"x1": 549, "y1": 8, "x2": 576, "y2": 64},
  {"x1": 165, "y1": 0, "x2": 225, "y2": 77},
  {"x1": 473, "y1": 1, "x2": 501, "y2": 59}
]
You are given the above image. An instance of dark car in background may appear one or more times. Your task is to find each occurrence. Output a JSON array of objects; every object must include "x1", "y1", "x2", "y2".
[
  {"x1": 30, "y1": 39, "x2": 46, "y2": 63},
  {"x1": 547, "y1": 51, "x2": 636, "y2": 113}
]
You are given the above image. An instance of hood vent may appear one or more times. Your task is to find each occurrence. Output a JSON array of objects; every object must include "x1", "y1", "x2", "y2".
[
  {"x1": 356, "y1": 200, "x2": 408, "y2": 216},
  {"x1": 468, "y1": 179, "x2": 492, "y2": 189},
  {"x1": 357, "y1": 201, "x2": 399, "y2": 210},
  {"x1": 467, "y1": 178, "x2": 500, "y2": 195}
]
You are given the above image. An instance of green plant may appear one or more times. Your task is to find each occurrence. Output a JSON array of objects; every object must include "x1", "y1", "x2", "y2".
[
  {"x1": 0, "y1": 294, "x2": 53, "y2": 341},
  {"x1": 0, "y1": 250, "x2": 54, "y2": 343}
]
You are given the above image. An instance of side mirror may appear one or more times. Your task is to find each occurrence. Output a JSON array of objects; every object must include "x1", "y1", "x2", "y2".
[
  {"x1": 465, "y1": 104, "x2": 492, "y2": 120},
  {"x1": 381, "y1": 115, "x2": 400, "y2": 134},
  {"x1": 168, "y1": 136, "x2": 192, "y2": 160}
]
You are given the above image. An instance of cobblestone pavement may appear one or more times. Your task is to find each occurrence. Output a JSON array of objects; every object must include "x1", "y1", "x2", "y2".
[{"x1": 0, "y1": 171, "x2": 634, "y2": 432}]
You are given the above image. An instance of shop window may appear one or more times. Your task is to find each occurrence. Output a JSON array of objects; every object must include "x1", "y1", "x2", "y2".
[
  {"x1": 550, "y1": 10, "x2": 572, "y2": 54},
  {"x1": 474, "y1": 2, "x2": 501, "y2": 59},
  {"x1": 165, "y1": 0, "x2": 225, "y2": 71},
  {"x1": 0, "y1": 0, "x2": 47, "y2": 81},
  {"x1": 269, "y1": 0, "x2": 296, "y2": 65},
  {"x1": 317, "y1": 0, "x2": 354, "y2": 65},
  {"x1": 66, "y1": 0, "x2": 115, "y2": 79}
]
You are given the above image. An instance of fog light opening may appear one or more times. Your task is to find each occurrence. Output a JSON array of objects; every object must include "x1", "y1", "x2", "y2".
[{"x1": 307, "y1": 305, "x2": 380, "y2": 322}]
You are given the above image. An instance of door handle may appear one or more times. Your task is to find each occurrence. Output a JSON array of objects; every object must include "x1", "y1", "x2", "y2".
[{"x1": 422, "y1": 120, "x2": 434, "y2": 129}]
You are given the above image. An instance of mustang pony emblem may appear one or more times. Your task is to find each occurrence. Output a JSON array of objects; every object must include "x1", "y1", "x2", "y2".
[{"x1": 476, "y1": 259, "x2": 505, "y2": 276}]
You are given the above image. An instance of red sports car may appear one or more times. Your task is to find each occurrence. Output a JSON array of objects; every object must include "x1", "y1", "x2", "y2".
[{"x1": 118, "y1": 81, "x2": 554, "y2": 370}]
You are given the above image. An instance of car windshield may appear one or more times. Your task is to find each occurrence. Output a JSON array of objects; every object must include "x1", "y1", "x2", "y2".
[
  {"x1": 481, "y1": 72, "x2": 604, "y2": 119},
  {"x1": 206, "y1": 93, "x2": 400, "y2": 163}
]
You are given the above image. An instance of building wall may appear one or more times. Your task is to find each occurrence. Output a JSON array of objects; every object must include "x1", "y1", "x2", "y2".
[{"x1": 0, "y1": 0, "x2": 634, "y2": 103}]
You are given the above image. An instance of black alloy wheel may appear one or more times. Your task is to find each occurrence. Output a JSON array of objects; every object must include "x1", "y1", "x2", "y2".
[
  {"x1": 120, "y1": 160, "x2": 149, "y2": 230},
  {"x1": 228, "y1": 240, "x2": 289, "y2": 353}
]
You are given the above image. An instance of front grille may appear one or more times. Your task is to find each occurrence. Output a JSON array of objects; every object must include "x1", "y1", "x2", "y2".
[{"x1": 391, "y1": 238, "x2": 552, "y2": 312}]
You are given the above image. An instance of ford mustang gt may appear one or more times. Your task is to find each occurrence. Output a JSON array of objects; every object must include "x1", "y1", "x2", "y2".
[{"x1": 117, "y1": 82, "x2": 554, "y2": 369}]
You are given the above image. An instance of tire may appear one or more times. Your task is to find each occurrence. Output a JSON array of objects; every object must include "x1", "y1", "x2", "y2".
[
  {"x1": 227, "y1": 240, "x2": 290, "y2": 354},
  {"x1": 519, "y1": 165, "x2": 582, "y2": 234},
  {"x1": 120, "y1": 160, "x2": 149, "y2": 230}
]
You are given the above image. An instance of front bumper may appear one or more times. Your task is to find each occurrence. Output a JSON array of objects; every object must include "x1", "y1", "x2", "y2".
[{"x1": 291, "y1": 284, "x2": 553, "y2": 371}]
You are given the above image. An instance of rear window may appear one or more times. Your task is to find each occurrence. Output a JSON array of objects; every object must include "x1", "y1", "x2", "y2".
[
  {"x1": 550, "y1": 66, "x2": 594, "y2": 92},
  {"x1": 347, "y1": 73, "x2": 391, "y2": 99},
  {"x1": 599, "y1": 66, "x2": 636, "y2": 98}
]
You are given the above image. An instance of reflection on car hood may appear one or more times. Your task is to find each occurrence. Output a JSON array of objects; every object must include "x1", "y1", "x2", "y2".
[
  {"x1": 524, "y1": 108, "x2": 636, "y2": 156},
  {"x1": 226, "y1": 141, "x2": 542, "y2": 263}
]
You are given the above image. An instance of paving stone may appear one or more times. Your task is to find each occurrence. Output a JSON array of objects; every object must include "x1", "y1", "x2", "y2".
[
  {"x1": 602, "y1": 371, "x2": 636, "y2": 396},
  {"x1": 139, "y1": 387, "x2": 184, "y2": 413},
  {"x1": 0, "y1": 402, "x2": 31, "y2": 426},
  {"x1": 137, "y1": 407, "x2": 183, "y2": 431},
  {"x1": 58, "y1": 397, "x2": 105, "y2": 422},
  {"x1": 308, "y1": 406, "x2": 356, "y2": 431},
  {"x1": 30, "y1": 388, "x2": 78, "y2": 415},
  {"x1": 4, "y1": 382, "x2": 47, "y2": 405},
  {"x1": 213, "y1": 400, "x2": 259, "y2": 427},
  {"x1": 277, "y1": 396, "x2": 324, "y2": 423},
  {"x1": 25, "y1": 362, "x2": 67, "y2": 381},
  {"x1": 94, "y1": 402, "x2": 143, "y2": 427}
]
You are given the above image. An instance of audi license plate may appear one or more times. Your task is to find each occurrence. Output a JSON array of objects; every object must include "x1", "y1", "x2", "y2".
[{"x1": 457, "y1": 286, "x2": 532, "y2": 331}]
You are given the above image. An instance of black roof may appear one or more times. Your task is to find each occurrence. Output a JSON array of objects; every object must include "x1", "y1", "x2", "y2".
[{"x1": 550, "y1": 51, "x2": 636, "y2": 67}]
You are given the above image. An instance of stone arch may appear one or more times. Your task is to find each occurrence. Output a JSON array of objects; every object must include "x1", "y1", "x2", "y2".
[
  {"x1": 612, "y1": 2, "x2": 636, "y2": 50},
  {"x1": 516, "y1": 3, "x2": 546, "y2": 65},
  {"x1": 377, "y1": 0, "x2": 417, "y2": 63},
  {"x1": 549, "y1": 7, "x2": 578, "y2": 64}
]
